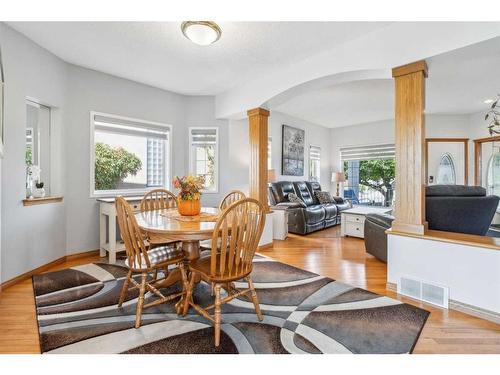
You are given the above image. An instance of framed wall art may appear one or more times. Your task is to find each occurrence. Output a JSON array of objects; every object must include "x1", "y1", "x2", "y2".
[{"x1": 281, "y1": 124, "x2": 305, "y2": 176}]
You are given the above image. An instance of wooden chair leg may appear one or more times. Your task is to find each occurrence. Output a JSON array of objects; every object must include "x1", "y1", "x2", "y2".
[
  {"x1": 182, "y1": 271, "x2": 196, "y2": 316},
  {"x1": 135, "y1": 273, "x2": 147, "y2": 328},
  {"x1": 177, "y1": 262, "x2": 189, "y2": 315},
  {"x1": 247, "y1": 276, "x2": 263, "y2": 321},
  {"x1": 214, "y1": 284, "x2": 222, "y2": 347},
  {"x1": 118, "y1": 270, "x2": 132, "y2": 307}
]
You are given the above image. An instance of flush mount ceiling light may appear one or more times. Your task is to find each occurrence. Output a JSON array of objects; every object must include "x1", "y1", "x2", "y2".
[{"x1": 181, "y1": 21, "x2": 222, "y2": 46}]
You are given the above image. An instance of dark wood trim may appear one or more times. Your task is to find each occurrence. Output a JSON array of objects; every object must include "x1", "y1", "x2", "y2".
[
  {"x1": 425, "y1": 138, "x2": 469, "y2": 185},
  {"x1": 0, "y1": 249, "x2": 99, "y2": 292},
  {"x1": 473, "y1": 136, "x2": 500, "y2": 186},
  {"x1": 22, "y1": 196, "x2": 63, "y2": 206}
]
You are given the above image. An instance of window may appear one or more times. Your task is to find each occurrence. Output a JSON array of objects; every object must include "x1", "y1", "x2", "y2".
[
  {"x1": 26, "y1": 100, "x2": 51, "y2": 195},
  {"x1": 436, "y1": 153, "x2": 456, "y2": 185},
  {"x1": 189, "y1": 127, "x2": 218, "y2": 192},
  {"x1": 341, "y1": 143, "x2": 395, "y2": 207},
  {"x1": 487, "y1": 151, "x2": 500, "y2": 198},
  {"x1": 268, "y1": 137, "x2": 272, "y2": 170},
  {"x1": 90, "y1": 112, "x2": 171, "y2": 197},
  {"x1": 309, "y1": 145, "x2": 321, "y2": 182}
]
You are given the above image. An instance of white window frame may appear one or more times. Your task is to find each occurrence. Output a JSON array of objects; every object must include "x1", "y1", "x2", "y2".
[
  {"x1": 188, "y1": 127, "x2": 219, "y2": 194},
  {"x1": 89, "y1": 111, "x2": 172, "y2": 198},
  {"x1": 309, "y1": 144, "x2": 321, "y2": 183}
]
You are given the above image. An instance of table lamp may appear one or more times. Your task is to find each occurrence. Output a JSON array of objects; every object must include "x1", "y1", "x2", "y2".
[{"x1": 331, "y1": 172, "x2": 346, "y2": 196}]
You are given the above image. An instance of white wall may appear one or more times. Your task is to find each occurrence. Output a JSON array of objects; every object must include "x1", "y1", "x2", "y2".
[
  {"x1": 388, "y1": 233, "x2": 500, "y2": 314},
  {"x1": 64, "y1": 65, "x2": 186, "y2": 254},
  {"x1": 65, "y1": 68, "x2": 232, "y2": 254},
  {"x1": 0, "y1": 24, "x2": 233, "y2": 279},
  {"x1": 227, "y1": 111, "x2": 333, "y2": 194},
  {"x1": 0, "y1": 23, "x2": 68, "y2": 281}
]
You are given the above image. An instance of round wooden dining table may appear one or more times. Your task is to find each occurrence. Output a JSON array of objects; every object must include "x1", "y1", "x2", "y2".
[{"x1": 135, "y1": 207, "x2": 220, "y2": 288}]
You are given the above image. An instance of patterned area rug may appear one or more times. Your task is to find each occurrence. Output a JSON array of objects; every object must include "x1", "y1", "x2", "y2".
[{"x1": 32, "y1": 256, "x2": 429, "y2": 354}]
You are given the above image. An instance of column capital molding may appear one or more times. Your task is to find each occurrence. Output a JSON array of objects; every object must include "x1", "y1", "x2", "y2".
[
  {"x1": 392, "y1": 60, "x2": 428, "y2": 78},
  {"x1": 247, "y1": 107, "x2": 270, "y2": 117}
]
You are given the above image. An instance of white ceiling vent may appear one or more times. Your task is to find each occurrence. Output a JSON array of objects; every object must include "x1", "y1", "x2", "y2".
[{"x1": 398, "y1": 277, "x2": 449, "y2": 309}]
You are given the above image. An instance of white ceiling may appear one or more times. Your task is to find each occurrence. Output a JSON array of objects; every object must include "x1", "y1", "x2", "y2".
[
  {"x1": 274, "y1": 36, "x2": 500, "y2": 128},
  {"x1": 7, "y1": 21, "x2": 390, "y2": 95},
  {"x1": 8, "y1": 22, "x2": 500, "y2": 128}
]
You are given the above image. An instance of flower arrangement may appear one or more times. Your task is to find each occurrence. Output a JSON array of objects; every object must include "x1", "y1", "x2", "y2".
[{"x1": 173, "y1": 175, "x2": 205, "y2": 201}]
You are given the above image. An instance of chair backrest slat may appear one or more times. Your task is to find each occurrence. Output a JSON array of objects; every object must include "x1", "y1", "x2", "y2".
[
  {"x1": 210, "y1": 198, "x2": 265, "y2": 278},
  {"x1": 116, "y1": 196, "x2": 151, "y2": 270},
  {"x1": 141, "y1": 189, "x2": 177, "y2": 212},
  {"x1": 219, "y1": 190, "x2": 246, "y2": 210}
]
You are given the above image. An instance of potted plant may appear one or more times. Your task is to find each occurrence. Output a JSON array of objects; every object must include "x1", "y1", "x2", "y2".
[
  {"x1": 33, "y1": 181, "x2": 46, "y2": 198},
  {"x1": 173, "y1": 175, "x2": 205, "y2": 216}
]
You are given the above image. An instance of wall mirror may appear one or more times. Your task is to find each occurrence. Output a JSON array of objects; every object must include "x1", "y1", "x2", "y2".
[
  {"x1": 26, "y1": 99, "x2": 51, "y2": 195},
  {"x1": 425, "y1": 138, "x2": 468, "y2": 185}
]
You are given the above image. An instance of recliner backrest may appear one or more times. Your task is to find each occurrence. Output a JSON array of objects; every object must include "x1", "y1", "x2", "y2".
[
  {"x1": 425, "y1": 184, "x2": 498, "y2": 235},
  {"x1": 293, "y1": 181, "x2": 315, "y2": 206},
  {"x1": 306, "y1": 181, "x2": 322, "y2": 204},
  {"x1": 269, "y1": 181, "x2": 296, "y2": 204}
]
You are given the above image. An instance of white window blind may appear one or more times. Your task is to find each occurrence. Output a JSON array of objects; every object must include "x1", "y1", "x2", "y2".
[
  {"x1": 340, "y1": 143, "x2": 395, "y2": 161},
  {"x1": 94, "y1": 114, "x2": 169, "y2": 140}
]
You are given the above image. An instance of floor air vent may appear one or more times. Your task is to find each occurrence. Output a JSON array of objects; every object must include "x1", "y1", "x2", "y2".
[{"x1": 399, "y1": 277, "x2": 449, "y2": 308}]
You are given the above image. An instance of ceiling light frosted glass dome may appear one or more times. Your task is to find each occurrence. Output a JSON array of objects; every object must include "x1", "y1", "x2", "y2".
[{"x1": 181, "y1": 21, "x2": 222, "y2": 46}]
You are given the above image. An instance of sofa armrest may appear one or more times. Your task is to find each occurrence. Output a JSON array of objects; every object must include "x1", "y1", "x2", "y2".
[
  {"x1": 332, "y1": 196, "x2": 345, "y2": 204},
  {"x1": 274, "y1": 202, "x2": 303, "y2": 209}
]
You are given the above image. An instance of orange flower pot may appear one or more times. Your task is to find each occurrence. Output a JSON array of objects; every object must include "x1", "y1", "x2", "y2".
[{"x1": 177, "y1": 198, "x2": 201, "y2": 216}]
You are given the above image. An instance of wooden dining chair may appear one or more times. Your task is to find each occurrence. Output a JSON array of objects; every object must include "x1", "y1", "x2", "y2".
[
  {"x1": 140, "y1": 189, "x2": 180, "y2": 249},
  {"x1": 200, "y1": 190, "x2": 247, "y2": 252},
  {"x1": 116, "y1": 196, "x2": 188, "y2": 328},
  {"x1": 140, "y1": 188, "x2": 178, "y2": 211},
  {"x1": 218, "y1": 190, "x2": 246, "y2": 210},
  {"x1": 182, "y1": 198, "x2": 266, "y2": 347}
]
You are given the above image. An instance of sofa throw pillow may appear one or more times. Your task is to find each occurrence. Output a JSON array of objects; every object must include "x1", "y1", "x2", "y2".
[
  {"x1": 315, "y1": 191, "x2": 335, "y2": 204},
  {"x1": 288, "y1": 193, "x2": 307, "y2": 207}
]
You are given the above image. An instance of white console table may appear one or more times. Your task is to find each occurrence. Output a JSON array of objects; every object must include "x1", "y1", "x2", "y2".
[
  {"x1": 341, "y1": 206, "x2": 391, "y2": 239},
  {"x1": 97, "y1": 196, "x2": 143, "y2": 263}
]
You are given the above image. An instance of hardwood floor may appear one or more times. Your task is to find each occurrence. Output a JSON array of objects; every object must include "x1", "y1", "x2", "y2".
[{"x1": 0, "y1": 226, "x2": 498, "y2": 354}]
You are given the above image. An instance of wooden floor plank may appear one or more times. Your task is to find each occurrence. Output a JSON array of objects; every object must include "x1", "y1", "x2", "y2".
[{"x1": 0, "y1": 227, "x2": 498, "y2": 354}]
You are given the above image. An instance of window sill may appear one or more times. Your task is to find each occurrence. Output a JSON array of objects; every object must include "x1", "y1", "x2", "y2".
[{"x1": 23, "y1": 196, "x2": 64, "y2": 206}]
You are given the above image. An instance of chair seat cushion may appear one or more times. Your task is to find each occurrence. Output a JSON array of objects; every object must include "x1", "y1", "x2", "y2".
[
  {"x1": 125, "y1": 246, "x2": 184, "y2": 269},
  {"x1": 304, "y1": 205, "x2": 326, "y2": 224},
  {"x1": 365, "y1": 213, "x2": 395, "y2": 228},
  {"x1": 190, "y1": 255, "x2": 251, "y2": 282},
  {"x1": 323, "y1": 204, "x2": 338, "y2": 220}
]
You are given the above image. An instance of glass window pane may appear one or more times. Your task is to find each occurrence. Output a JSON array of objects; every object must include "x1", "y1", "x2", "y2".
[
  {"x1": 94, "y1": 124, "x2": 167, "y2": 192},
  {"x1": 190, "y1": 129, "x2": 218, "y2": 191}
]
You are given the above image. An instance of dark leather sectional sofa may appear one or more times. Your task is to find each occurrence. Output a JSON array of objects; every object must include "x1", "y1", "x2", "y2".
[
  {"x1": 364, "y1": 185, "x2": 500, "y2": 262},
  {"x1": 268, "y1": 181, "x2": 350, "y2": 235}
]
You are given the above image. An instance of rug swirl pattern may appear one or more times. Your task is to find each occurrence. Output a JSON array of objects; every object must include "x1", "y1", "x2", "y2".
[{"x1": 32, "y1": 256, "x2": 429, "y2": 354}]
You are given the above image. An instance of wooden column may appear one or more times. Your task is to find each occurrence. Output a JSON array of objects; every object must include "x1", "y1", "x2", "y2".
[
  {"x1": 247, "y1": 107, "x2": 270, "y2": 212},
  {"x1": 392, "y1": 61, "x2": 428, "y2": 235}
]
